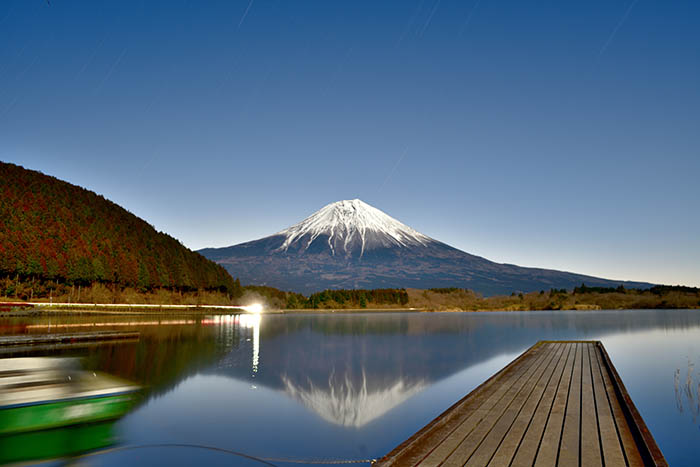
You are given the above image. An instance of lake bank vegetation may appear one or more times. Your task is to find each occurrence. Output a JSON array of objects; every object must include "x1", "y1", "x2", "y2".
[
  {"x1": 283, "y1": 284, "x2": 700, "y2": 311},
  {"x1": 405, "y1": 285, "x2": 700, "y2": 311},
  {"x1": 0, "y1": 277, "x2": 406, "y2": 310},
  {"x1": 3, "y1": 276, "x2": 698, "y2": 312},
  {"x1": 0, "y1": 276, "x2": 287, "y2": 308},
  {"x1": 285, "y1": 288, "x2": 409, "y2": 309}
]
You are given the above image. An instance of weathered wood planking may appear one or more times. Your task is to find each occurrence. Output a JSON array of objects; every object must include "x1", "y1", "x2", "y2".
[
  {"x1": 0, "y1": 331, "x2": 140, "y2": 346},
  {"x1": 376, "y1": 341, "x2": 667, "y2": 467}
]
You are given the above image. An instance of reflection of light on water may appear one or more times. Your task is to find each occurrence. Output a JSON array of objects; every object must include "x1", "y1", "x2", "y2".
[
  {"x1": 204, "y1": 314, "x2": 261, "y2": 377},
  {"x1": 240, "y1": 314, "x2": 261, "y2": 375}
]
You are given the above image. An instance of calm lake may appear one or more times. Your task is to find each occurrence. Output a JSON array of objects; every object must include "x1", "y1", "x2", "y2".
[{"x1": 2, "y1": 310, "x2": 700, "y2": 466}]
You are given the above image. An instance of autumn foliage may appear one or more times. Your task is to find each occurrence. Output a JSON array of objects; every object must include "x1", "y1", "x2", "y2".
[{"x1": 0, "y1": 162, "x2": 237, "y2": 293}]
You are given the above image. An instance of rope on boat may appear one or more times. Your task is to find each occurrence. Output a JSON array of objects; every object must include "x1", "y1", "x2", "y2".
[{"x1": 74, "y1": 442, "x2": 377, "y2": 465}]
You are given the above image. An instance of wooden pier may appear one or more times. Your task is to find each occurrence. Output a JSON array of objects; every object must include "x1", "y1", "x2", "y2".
[
  {"x1": 377, "y1": 341, "x2": 666, "y2": 467},
  {"x1": 0, "y1": 331, "x2": 140, "y2": 347}
]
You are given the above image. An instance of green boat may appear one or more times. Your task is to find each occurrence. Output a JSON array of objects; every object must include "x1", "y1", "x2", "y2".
[
  {"x1": 0, "y1": 420, "x2": 119, "y2": 465},
  {"x1": 0, "y1": 357, "x2": 140, "y2": 436}
]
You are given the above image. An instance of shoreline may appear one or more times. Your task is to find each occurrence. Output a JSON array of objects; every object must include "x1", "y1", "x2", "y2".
[{"x1": 1, "y1": 301, "x2": 698, "y2": 317}]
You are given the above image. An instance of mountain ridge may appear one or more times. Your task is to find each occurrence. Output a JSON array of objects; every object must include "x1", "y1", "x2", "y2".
[
  {"x1": 0, "y1": 162, "x2": 236, "y2": 292},
  {"x1": 200, "y1": 200, "x2": 653, "y2": 295}
]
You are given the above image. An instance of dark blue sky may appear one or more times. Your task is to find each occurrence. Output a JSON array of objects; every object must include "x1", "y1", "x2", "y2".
[{"x1": 1, "y1": 0, "x2": 699, "y2": 286}]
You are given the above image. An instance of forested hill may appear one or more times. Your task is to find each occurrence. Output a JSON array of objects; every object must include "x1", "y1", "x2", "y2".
[{"x1": 0, "y1": 162, "x2": 236, "y2": 292}]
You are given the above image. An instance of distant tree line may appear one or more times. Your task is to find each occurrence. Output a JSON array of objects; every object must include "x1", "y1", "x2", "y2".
[
  {"x1": 574, "y1": 283, "x2": 699, "y2": 296},
  {"x1": 573, "y1": 284, "x2": 627, "y2": 294},
  {"x1": 649, "y1": 285, "x2": 700, "y2": 295},
  {"x1": 410, "y1": 284, "x2": 700, "y2": 311},
  {"x1": 285, "y1": 288, "x2": 409, "y2": 309},
  {"x1": 428, "y1": 287, "x2": 465, "y2": 294}
]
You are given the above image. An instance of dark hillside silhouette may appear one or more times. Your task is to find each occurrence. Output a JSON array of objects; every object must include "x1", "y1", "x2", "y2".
[{"x1": 0, "y1": 162, "x2": 236, "y2": 293}]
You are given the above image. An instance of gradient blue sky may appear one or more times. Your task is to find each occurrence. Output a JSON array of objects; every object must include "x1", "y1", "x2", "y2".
[{"x1": 1, "y1": 0, "x2": 699, "y2": 286}]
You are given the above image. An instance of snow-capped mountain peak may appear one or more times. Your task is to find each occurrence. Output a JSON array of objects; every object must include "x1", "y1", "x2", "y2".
[
  {"x1": 275, "y1": 199, "x2": 432, "y2": 256},
  {"x1": 200, "y1": 199, "x2": 654, "y2": 295}
]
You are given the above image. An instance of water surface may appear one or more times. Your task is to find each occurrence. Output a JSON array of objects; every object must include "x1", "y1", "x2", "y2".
[{"x1": 2, "y1": 310, "x2": 699, "y2": 465}]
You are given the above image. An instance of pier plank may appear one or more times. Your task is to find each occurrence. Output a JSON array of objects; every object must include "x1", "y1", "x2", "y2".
[
  {"x1": 376, "y1": 341, "x2": 666, "y2": 467},
  {"x1": 593, "y1": 345, "x2": 646, "y2": 467},
  {"x1": 417, "y1": 344, "x2": 556, "y2": 467},
  {"x1": 444, "y1": 345, "x2": 560, "y2": 466},
  {"x1": 557, "y1": 342, "x2": 582, "y2": 466},
  {"x1": 0, "y1": 331, "x2": 139, "y2": 346},
  {"x1": 378, "y1": 342, "x2": 552, "y2": 466},
  {"x1": 580, "y1": 343, "x2": 602, "y2": 467},
  {"x1": 464, "y1": 343, "x2": 567, "y2": 466},
  {"x1": 532, "y1": 341, "x2": 577, "y2": 467},
  {"x1": 588, "y1": 343, "x2": 626, "y2": 466},
  {"x1": 490, "y1": 343, "x2": 572, "y2": 467}
]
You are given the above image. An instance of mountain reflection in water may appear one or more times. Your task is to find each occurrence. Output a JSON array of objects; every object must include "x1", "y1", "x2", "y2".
[
  {"x1": 282, "y1": 371, "x2": 426, "y2": 427},
  {"x1": 206, "y1": 311, "x2": 700, "y2": 431}
]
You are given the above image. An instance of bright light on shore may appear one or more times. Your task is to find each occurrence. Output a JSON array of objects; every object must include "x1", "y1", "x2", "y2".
[{"x1": 242, "y1": 303, "x2": 263, "y2": 314}]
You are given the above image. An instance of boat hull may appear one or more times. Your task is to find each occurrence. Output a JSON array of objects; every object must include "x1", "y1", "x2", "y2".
[
  {"x1": 0, "y1": 420, "x2": 117, "y2": 464},
  {"x1": 0, "y1": 391, "x2": 137, "y2": 435}
]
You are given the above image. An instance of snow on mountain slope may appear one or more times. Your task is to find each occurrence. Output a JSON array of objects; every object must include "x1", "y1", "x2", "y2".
[{"x1": 275, "y1": 199, "x2": 432, "y2": 257}]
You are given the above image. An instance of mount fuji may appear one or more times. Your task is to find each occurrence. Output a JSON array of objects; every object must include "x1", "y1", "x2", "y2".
[{"x1": 199, "y1": 199, "x2": 652, "y2": 295}]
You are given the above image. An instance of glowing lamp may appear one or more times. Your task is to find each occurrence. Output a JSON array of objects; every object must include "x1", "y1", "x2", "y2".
[{"x1": 244, "y1": 303, "x2": 263, "y2": 314}]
